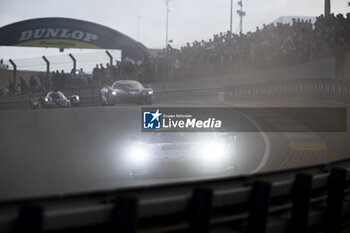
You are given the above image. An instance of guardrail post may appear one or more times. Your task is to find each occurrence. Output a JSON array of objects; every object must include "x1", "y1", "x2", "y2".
[
  {"x1": 189, "y1": 187, "x2": 213, "y2": 233},
  {"x1": 325, "y1": 168, "x2": 347, "y2": 233},
  {"x1": 289, "y1": 173, "x2": 313, "y2": 233},
  {"x1": 42, "y1": 56, "x2": 50, "y2": 80},
  {"x1": 112, "y1": 196, "x2": 138, "y2": 233},
  {"x1": 247, "y1": 181, "x2": 272, "y2": 233},
  {"x1": 17, "y1": 205, "x2": 44, "y2": 233},
  {"x1": 9, "y1": 59, "x2": 17, "y2": 94}
]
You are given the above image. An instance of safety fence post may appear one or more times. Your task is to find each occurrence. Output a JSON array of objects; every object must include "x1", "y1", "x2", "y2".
[
  {"x1": 17, "y1": 204, "x2": 44, "y2": 233},
  {"x1": 105, "y1": 50, "x2": 113, "y2": 67},
  {"x1": 42, "y1": 56, "x2": 50, "y2": 81},
  {"x1": 69, "y1": 53, "x2": 76, "y2": 78},
  {"x1": 69, "y1": 53, "x2": 79, "y2": 95},
  {"x1": 325, "y1": 168, "x2": 347, "y2": 233},
  {"x1": 189, "y1": 187, "x2": 213, "y2": 233},
  {"x1": 112, "y1": 195, "x2": 138, "y2": 233},
  {"x1": 9, "y1": 59, "x2": 17, "y2": 94},
  {"x1": 247, "y1": 181, "x2": 272, "y2": 233},
  {"x1": 106, "y1": 50, "x2": 113, "y2": 81},
  {"x1": 289, "y1": 173, "x2": 313, "y2": 233}
]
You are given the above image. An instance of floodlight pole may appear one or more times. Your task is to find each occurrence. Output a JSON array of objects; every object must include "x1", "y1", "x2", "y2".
[
  {"x1": 230, "y1": 0, "x2": 233, "y2": 35},
  {"x1": 325, "y1": 0, "x2": 331, "y2": 17},
  {"x1": 137, "y1": 15, "x2": 140, "y2": 41},
  {"x1": 9, "y1": 59, "x2": 16, "y2": 93},
  {"x1": 42, "y1": 56, "x2": 50, "y2": 80},
  {"x1": 237, "y1": 0, "x2": 246, "y2": 35},
  {"x1": 165, "y1": 0, "x2": 170, "y2": 50},
  {"x1": 164, "y1": 0, "x2": 172, "y2": 88},
  {"x1": 69, "y1": 53, "x2": 76, "y2": 78}
]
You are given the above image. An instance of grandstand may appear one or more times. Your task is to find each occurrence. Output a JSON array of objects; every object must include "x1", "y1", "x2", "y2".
[
  {"x1": 1, "y1": 11, "x2": 350, "y2": 96},
  {"x1": 272, "y1": 16, "x2": 316, "y2": 25}
]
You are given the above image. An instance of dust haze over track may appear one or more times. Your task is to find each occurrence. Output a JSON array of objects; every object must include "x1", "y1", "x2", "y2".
[{"x1": 0, "y1": 98, "x2": 349, "y2": 202}]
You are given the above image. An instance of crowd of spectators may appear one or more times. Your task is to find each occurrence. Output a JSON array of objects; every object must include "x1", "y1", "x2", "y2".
[
  {"x1": 88, "y1": 12, "x2": 350, "y2": 83},
  {"x1": 160, "y1": 13, "x2": 350, "y2": 79},
  {"x1": 1, "y1": 68, "x2": 91, "y2": 96},
  {"x1": 0, "y1": 59, "x2": 9, "y2": 70},
  {"x1": 1, "y1": 13, "x2": 350, "y2": 97},
  {"x1": 92, "y1": 63, "x2": 118, "y2": 85}
]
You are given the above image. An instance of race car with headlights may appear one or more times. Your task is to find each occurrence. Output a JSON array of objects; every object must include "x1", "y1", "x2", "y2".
[
  {"x1": 99, "y1": 80, "x2": 154, "y2": 105},
  {"x1": 125, "y1": 132, "x2": 237, "y2": 177},
  {"x1": 29, "y1": 91, "x2": 80, "y2": 109}
]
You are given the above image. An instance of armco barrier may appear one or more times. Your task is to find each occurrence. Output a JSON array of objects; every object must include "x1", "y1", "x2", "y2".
[
  {"x1": 0, "y1": 87, "x2": 223, "y2": 110},
  {"x1": 1, "y1": 158, "x2": 350, "y2": 232},
  {"x1": 0, "y1": 96, "x2": 100, "y2": 110},
  {"x1": 1, "y1": 78, "x2": 350, "y2": 111},
  {"x1": 155, "y1": 87, "x2": 223, "y2": 101},
  {"x1": 224, "y1": 78, "x2": 350, "y2": 103}
]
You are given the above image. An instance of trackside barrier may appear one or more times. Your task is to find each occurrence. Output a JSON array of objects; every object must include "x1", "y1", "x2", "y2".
[
  {"x1": 0, "y1": 96, "x2": 101, "y2": 110},
  {"x1": 0, "y1": 87, "x2": 223, "y2": 110},
  {"x1": 2, "y1": 78, "x2": 350, "y2": 110},
  {"x1": 155, "y1": 87, "x2": 223, "y2": 101},
  {"x1": 224, "y1": 78, "x2": 350, "y2": 103},
  {"x1": 1, "y1": 159, "x2": 350, "y2": 232}
]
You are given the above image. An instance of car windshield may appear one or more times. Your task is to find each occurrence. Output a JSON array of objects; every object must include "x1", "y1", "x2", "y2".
[
  {"x1": 113, "y1": 82, "x2": 143, "y2": 90},
  {"x1": 48, "y1": 92, "x2": 65, "y2": 99}
]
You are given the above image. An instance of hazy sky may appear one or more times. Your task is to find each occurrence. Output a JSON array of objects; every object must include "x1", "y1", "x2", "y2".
[{"x1": 0, "y1": 0, "x2": 348, "y2": 71}]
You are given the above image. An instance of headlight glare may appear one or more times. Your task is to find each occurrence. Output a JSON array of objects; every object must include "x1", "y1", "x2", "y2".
[
  {"x1": 112, "y1": 91, "x2": 117, "y2": 95},
  {"x1": 128, "y1": 146, "x2": 148, "y2": 165},
  {"x1": 199, "y1": 141, "x2": 227, "y2": 165}
]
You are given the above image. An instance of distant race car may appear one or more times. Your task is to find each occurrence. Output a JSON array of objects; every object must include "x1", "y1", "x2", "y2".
[
  {"x1": 125, "y1": 132, "x2": 237, "y2": 177},
  {"x1": 99, "y1": 80, "x2": 154, "y2": 105},
  {"x1": 30, "y1": 91, "x2": 80, "y2": 109}
]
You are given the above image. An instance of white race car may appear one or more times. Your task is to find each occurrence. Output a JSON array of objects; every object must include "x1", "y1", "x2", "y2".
[
  {"x1": 99, "y1": 80, "x2": 154, "y2": 105},
  {"x1": 125, "y1": 132, "x2": 237, "y2": 177}
]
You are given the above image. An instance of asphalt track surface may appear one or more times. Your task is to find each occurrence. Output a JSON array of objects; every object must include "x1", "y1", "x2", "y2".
[{"x1": 0, "y1": 98, "x2": 349, "y2": 202}]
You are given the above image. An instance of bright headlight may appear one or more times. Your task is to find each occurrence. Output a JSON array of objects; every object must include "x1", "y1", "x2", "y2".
[
  {"x1": 147, "y1": 90, "x2": 153, "y2": 95},
  {"x1": 199, "y1": 141, "x2": 227, "y2": 164},
  {"x1": 44, "y1": 97, "x2": 49, "y2": 102},
  {"x1": 76, "y1": 96, "x2": 80, "y2": 101},
  {"x1": 112, "y1": 91, "x2": 117, "y2": 95},
  {"x1": 128, "y1": 146, "x2": 148, "y2": 165}
]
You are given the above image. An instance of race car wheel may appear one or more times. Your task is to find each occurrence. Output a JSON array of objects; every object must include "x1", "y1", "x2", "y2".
[
  {"x1": 30, "y1": 102, "x2": 38, "y2": 110},
  {"x1": 29, "y1": 98, "x2": 40, "y2": 109},
  {"x1": 145, "y1": 97, "x2": 154, "y2": 105},
  {"x1": 106, "y1": 95, "x2": 116, "y2": 106},
  {"x1": 99, "y1": 94, "x2": 107, "y2": 106}
]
